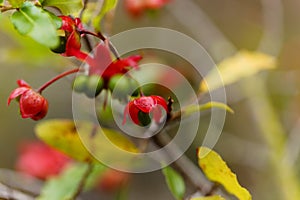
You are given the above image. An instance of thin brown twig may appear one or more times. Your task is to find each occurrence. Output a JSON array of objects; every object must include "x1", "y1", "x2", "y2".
[
  {"x1": 79, "y1": 0, "x2": 89, "y2": 19},
  {"x1": 71, "y1": 163, "x2": 93, "y2": 199},
  {"x1": 0, "y1": 6, "x2": 14, "y2": 12},
  {"x1": 82, "y1": 34, "x2": 94, "y2": 52},
  {"x1": 152, "y1": 133, "x2": 214, "y2": 195},
  {"x1": 97, "y1": 32, "x2": 120, "y2": 60}
]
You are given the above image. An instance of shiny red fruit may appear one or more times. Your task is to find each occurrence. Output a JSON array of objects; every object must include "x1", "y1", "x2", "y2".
[
  {"x1": 123, "y1": 95, "x2": 169, "y2": 125},
  {"x1": 8, "y1": 80, "x2": 48, "y2": 121}
]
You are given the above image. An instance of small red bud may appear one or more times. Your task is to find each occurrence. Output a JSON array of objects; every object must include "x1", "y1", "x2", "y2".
[
  {"x1": 99, "y1": 169, "x2": 130, "y2": 192},
  {"x1": 8, "y1": 80, "x2": 48, "y2": 121}
]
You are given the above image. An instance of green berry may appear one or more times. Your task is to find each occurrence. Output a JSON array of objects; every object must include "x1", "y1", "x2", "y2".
[
  {"x1": 128, "y1": 79, "x2": 140, "y2": 97},
  {"x1": 108, "y1": 74, "x2": 129, "y2": 98},
  {"x1": 85, "y1": 75, "x2": 104, "y2": 98},
  {"x1": 51, "y1": 36, "x2": 67, "y2": 54},
  {"x1": 108, "y1": 74, "x2": 140, "y2": 98},
  {"x1": 73, "y1": 75, "x2": 88, "y2": 93},
  {"x1": 108, "y1": 74, "x2": 123, "y2": 91}
]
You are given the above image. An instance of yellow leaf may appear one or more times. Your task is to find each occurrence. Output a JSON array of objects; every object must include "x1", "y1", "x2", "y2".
[
  {"x1": 35, "y1": 119, "x2": 92, "y2": 162},
  {"x1": 35, "y1": 119, "x2": 138, "y2": 163},
  {"x1": 197, "y1": 147, "x2": 252, "y2": 200},
  {"x1": 191, "y1": 195, "x2": 225, "y2": 200},
  {"x1": 199, "y1": 50, "x2": 276, "y2": 93},
  {"x1": 183, "y1": 101, "x2": 234, "y2": 117}
]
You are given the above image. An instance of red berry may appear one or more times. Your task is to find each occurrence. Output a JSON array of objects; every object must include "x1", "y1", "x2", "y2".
[
  {"x1": 8, "y1": 80, "x2": 49, "y2": 120},
  {"x1": 99, "y1": 169, "x2": 130, "y2": 192}
]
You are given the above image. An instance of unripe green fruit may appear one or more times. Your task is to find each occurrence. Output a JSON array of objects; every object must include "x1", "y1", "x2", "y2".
[
  {"x1": 128, "y1": 79, "x2": 140, "y2": 97},
  {"x1": 85, "y1": 75, "x2": 104, "y2": 98},
  {"x1": 138, "y1": 111, "x2": 151, "y2": 126},
  {"x1": 73, "y1": 75, "x2": 88, "y2": 93},
  {"x1": 108, "y1": 74, "x2": 123, "y2": 91},
  {"x1": 51, "y1": 36, "x2": 67, "y2": 54},
  {"x1": 108, "y1": 74, "x2": 139, "y2": 98}
]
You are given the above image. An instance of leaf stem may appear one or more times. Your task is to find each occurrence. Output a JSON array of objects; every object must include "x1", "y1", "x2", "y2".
[
  {"x1": 37, "y1": 68, "x2": 80, "y2": 93},
  {"x1": 79, "y1": 0, "x2": 89, "y2": 19},
  {"x1": 80, "y1": 30, "x2": 120, "y2": 60},
  {"x1": 71, "y1": 163, "x2": 93, "y2": 199}
]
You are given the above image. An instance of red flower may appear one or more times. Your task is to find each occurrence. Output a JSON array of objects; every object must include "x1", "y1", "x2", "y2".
[
  {"x1": 87, "y1": 44, "x2": 142, "y2": 81},
  {"x1": 125, "y1": 0, "x2": 170, "y2": 17},
  {"x1": 58, "y1": 16, "x2": 88, "y2": 61},
  {"x1": 8, "y1": 80, "x2": 48, "y2": 121},
  {"x1": 16, "y1": 141, "x2": 71, "y2": 180},
  {"x1": 123, "y1": 95, "x2": 169, "y2": 125},
  {"x1": 98, "y1": 169, "x2": 130, "y2": 192}
]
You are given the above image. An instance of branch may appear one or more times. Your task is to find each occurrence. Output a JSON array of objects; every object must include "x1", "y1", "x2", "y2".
[
  {"x1": 152, "y1": 133, "x2": 213, "y2": 195},
  {"x1": 0, "y1": 6, "x2": 14, "y2": 12},
  {"x1": 152, "y1": 131, "x2": 235, "y2": 199},
  {"x1": 71, "y1": 163, "x2": 93, "y2": 199},
  {"x1": 0, "y1": 182, "x2": 36, "y2": 200}
]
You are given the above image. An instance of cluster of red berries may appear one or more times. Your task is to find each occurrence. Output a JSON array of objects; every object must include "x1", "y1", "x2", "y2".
[
  {"x1": 125, "y1": 0, "x2": 170, "y2": 17},
  {"x1": 8, "y1": 15, "x2": 171, "y2": 126}
]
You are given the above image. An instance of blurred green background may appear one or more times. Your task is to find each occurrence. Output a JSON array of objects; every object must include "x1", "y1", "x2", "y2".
[{"x1": 1, "y1": 0, "x2": 300, "y2": 199}]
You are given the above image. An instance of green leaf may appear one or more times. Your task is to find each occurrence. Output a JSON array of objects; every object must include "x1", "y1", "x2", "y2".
[
  {"x1": 191, "y1": 196, "x2": 225, "y2": 200},
  {"x1": 37, "y1": 163, "x2": 90, "y2": 200},
  {"x1": 199, "y1": 50, "x2": 276, "y2": 93},
  {"x1": 35, "y1": 119, "x2": 138, "y2": 163},
  {"x1": 82, "y1": 0, "x2": 118, "y2": 31},
  {"x1": 8, "y1": 0, "x2": 24, "y2": 7},
  {"x1": 0, "y1": 0, "x2": 4, "y2": 6},
  {"x1": 11, "y1": 2, "x2": 59, "y2": 48},
  {"x1": 45, "y1": 10, "x2": 62, "y2": 29},
  {"x1": 183, "y1": 101, "x2": 234, "y2": 117},
  {"x1": 42, "y1": 0, "x2": 83, "y2": 16},
  {"x1": 84, "y1": 163, "x2": 107, "y2": 190},
  {"x1": 93, "y1": 0, "x2": 118, "y2": 31},
  {"x1": 162, "y1": 166, "x2": 185, "y2": 200},
  {"x1": 0, "y1": 15, "x2": 67, "y2": 68},
  {"x1": 197, "y1": 147, "x2": 252, "y2": 200}
]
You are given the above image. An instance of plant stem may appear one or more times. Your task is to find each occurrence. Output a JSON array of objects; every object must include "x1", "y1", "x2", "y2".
[
  {"x1": 100, "y1": 33, "x2": 121, "y2": 60},
  {"x1": 0, "y1": 6, "x2": 14, "y2": 12},
  {"x1": 37, "y1": 68, "x2": 80, "y2": 93},
  {"x1": 79, "y1": 0, "x2": 89, "y2": 19},
  {"x1": 80, "y1": 30, "x2": 120, "y2": 60},
  {"x1": 152, "y1": 133, "x2": 214, "y2": 195},
  {"x1": 71, "y1": 163, "x2": 93, "y2": 199},
  {"x1": 82, "y1": 34, "x2": 93, "y2": 52}
]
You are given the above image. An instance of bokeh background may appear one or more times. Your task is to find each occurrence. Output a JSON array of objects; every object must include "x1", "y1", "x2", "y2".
[{"x1": 1, "y1": 0, "x2": 300, "y2": 199}]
